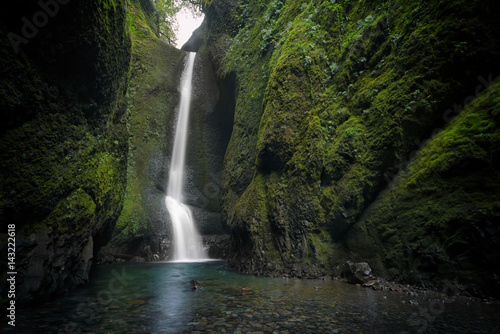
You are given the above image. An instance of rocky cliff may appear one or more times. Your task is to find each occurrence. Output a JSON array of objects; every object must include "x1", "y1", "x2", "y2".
[
  {"x1": 0, "y1": 0, "x2": 131, "y2": 304},
  {"x1": 100, "y1": 0, "x2": 185, "y2": 262},
  {"x1": 103, "y1": 0, "x2": 231, "y2": 262},
  {"x1": 202, "y1": 0, "x2": 500, "y2": 297},
  {"x1": 1, "y1": 0, "x2": 498, "y2": 305}
]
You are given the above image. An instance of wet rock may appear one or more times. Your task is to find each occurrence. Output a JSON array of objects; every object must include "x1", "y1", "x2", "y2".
[
  {"x1": 202, "y1": 234, "x2": 231, "y2": 259},
  {"x1": 362, "y1": 280, "x2": 379, "y2": 289},
  {"x1": 191, "y1": 279, "x2": 203, "y2": 290},
  {"x1": 130, "y1": 256, "x2": 146, "y2": 263},
  {"x1": 341, "y1": 261, "x2": 373, "y2": 284},
  {"x1": 239, "y1": 287, "x2": 253, "y2": 295}
]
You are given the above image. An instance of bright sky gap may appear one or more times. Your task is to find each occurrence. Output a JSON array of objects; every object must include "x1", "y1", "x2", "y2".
[{"x1": 174, "y1": 5, "x2": 204, "y2": 49}]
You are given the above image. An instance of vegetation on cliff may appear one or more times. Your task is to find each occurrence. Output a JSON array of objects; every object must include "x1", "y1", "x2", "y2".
[
  {"x1": 108, "y1": 0, "x2": 231, "y2": 261},
  {"x1": 1, "y1": 0, "x2": 498, "y2": 305},
  {"x1": 105, "y1": 0, "x2": 184, "y2": 257},
  {"x1": 0, "y1": 0, "x2": 131, "y2": 304},
  {"x1": 203, "y1": 0, "x2": 500, "y2": 295},
  {"x1": 349, "y1": 79, "x2": 500, "y2": 296}
]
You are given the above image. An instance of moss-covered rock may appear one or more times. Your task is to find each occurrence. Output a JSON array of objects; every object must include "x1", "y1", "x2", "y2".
[
  {"x1": 106, "y1": 0, "x2": 232, "y2": 261},
  {"x1": 106, "y1": 0, "x2": 184, "y2": 258},
  {"x1": 348, "y1": 79, "x2": 500, "y2": 296},
  {"x1": 202, "y1": 0, "x2": 500, "y2": 295},
  {"x1": 0, "y1": 0, "x2": 131, "y2": 304}
]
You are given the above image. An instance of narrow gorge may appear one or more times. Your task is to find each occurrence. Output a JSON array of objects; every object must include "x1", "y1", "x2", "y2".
[{"x1": 1, "y1": 0, "x2": 500, "y2": 331}]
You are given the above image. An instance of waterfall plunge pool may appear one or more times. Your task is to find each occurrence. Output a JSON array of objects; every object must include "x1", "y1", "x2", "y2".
[{"x1": 6, "y1": 261, "x2": 500, "y2": 333}]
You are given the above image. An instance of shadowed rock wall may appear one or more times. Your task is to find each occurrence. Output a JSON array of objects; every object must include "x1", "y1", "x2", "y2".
[{"x1": 0, "y1": 0, "x2": 131, "y2": 304}]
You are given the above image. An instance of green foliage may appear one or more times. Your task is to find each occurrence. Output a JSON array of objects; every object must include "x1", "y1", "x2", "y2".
[
  {"x1": 177, "y1": 0, "x2": 214, "y2": 12},
  {"x1": 126, "y1": 0, "x2": 206, "y2": 45},
  {"x1": 153, "y1": 0, "x2": 179, "y2": 43},
  {"x1": 211, "y1": 0, "x2": 500, "y2": 285}
]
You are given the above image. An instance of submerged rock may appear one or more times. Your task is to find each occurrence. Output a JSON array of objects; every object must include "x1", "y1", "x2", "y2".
[
  {"x1": 126, "y1": 300, "x2": 147, "y2": 305},
  {"x1": 239, "y1": 287, "x2": 253, "y2": 296},
  {"x1": 191, "y1": 279, "x2": 203, "y2": 290}
]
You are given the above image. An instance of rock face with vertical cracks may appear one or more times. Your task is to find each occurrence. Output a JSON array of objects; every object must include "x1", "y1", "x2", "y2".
[{"x1": 0, "y1": 0, "x2": 131, "y2": 304}]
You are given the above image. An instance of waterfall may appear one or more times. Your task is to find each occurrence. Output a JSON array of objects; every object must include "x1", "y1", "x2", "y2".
[{"x1": 165, "y1": 52, "x2": 208, "y2": 261}]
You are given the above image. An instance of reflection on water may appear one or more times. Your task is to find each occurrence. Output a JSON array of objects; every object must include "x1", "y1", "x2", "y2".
[{"x1": 5, "y1": 261, "x2": 500, "y2": 333}]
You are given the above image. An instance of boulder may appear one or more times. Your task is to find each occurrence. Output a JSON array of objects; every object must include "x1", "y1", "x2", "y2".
[{"x1": 342, "y1": 261, "x2": 373, "y2": 284}]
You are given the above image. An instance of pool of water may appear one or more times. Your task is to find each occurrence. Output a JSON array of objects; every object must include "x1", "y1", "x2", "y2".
[{"x1": 5, "y1": 261, "x2": 500, "y2": 333}]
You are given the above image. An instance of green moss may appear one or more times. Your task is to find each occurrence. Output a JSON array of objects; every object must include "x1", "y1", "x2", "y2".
[
  {"x1": 206, "y1": 0, "x2": 500, "y2": 287},
  {"x1": 42, "y1": 189, "x2": 97, "y2": 234},
  {"x1": 0, "y1": 0, "x2": 131, "y2": 304},
  {"x1": 307, "y1": 229, "x2": 334, "y2": 262},
  {"x1": 111, "y1": 1, "x2": 184, "y2": 244},
  {"x1": 354, "y1": 80, "x2": 500, "y2": 290}
]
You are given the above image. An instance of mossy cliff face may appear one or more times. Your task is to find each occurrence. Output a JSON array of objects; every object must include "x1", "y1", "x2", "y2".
[
  {"x1": 107, "y1": 0, "x2": 231, "y2": 261},
  {"x1": 347, "y1": 80, "x2": 500, "y2": 296},
  {"x1": 203, "y1": 0, "x2": 500, "y2": 294},
  {"x1": 0, "y1": 0, "x2": 131, "y2": 304},
  {"x1": 105, "y1": 0, "x2": 185, "y2": 259}
]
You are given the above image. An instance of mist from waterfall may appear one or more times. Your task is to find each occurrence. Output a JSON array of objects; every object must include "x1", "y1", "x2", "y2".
[{"x1": 165, "y1": 52, "x2": 208, "y2": 262}]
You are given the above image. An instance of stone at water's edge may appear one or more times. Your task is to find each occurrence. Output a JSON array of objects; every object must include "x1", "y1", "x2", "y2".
[
  {"x1": 190, "y1": 279, "x2": 203, "y2": 290},
  {"x1": 202, "y1": 235, "x2": 231, "y2": 259},
  {"x1": 341, "y1": 261, "x2": 373, "y2": 285}
]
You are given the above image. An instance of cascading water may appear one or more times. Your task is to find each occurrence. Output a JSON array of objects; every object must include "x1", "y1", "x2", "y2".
[{"x1": 165, "y1": 52, "x2": 208, "y2": 262}]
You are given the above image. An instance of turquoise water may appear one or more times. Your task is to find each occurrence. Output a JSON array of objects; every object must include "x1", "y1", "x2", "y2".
[{"x1": 6, "y1": 261, "x2": 500, "y2": 333}]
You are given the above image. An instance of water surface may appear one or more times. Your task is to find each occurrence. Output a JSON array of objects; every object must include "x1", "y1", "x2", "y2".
[{"x1": 6, "y1": 261, "x2": 500, "y2": 333}]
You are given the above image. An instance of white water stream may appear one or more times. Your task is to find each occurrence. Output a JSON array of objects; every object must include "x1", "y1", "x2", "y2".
[{"x1": 165, "y1": 52, "x2": 208, "y2": 261}]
